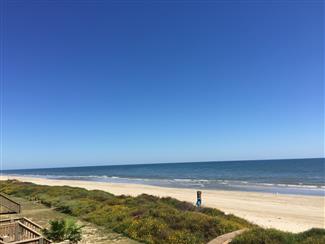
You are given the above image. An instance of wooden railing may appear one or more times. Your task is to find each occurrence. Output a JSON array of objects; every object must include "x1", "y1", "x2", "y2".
[
  {"x1": 0, "y1": 193, "x2": 21, "y2": 214},
  {"x1": 0, "y1": 222, "x2": 18, "y2": 242},
  {"x1": 0, "y1": 218, "x2": 51, "y2": 244},
  {"x1": 18, "y1": 222, "x2": 40, "y2": 240},
  {"x1": 19, "y1": 218, "x2": 43, "y2": 233},
  {"x1": 0, "y1": 218, "x2": 42, "y2": 233},
  {"x1": 0, "y1": 237, "x2": 51, "y2": 244}
]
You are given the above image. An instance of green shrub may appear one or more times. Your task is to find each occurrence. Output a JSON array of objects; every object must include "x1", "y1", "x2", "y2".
[
  {"x1": 65, "y1": 219, "x2": 83, "y2": 244},
  {"x1": 167, "y1": 230, "x2": 200, "y2": 244},
  {"x1": 42, "y1": 219, "x2": 66, "y2": 242},
  {"x1": 296, "y1": 228, "x2": 325, "y2": 244},
  {"x1": 42, "y1": 218, "x2": 83, "y2": 243},
  {"x1": 126, "y1": 217, "x2": 169, "y2": 243},
  {"x1": 232, "y1": 228, "x2": 325, "y2": 244}
]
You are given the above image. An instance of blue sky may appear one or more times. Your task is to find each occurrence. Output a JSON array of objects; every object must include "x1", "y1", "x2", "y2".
[{"x1": 2, "y1": 0, "x2": 324, "y2": 169}]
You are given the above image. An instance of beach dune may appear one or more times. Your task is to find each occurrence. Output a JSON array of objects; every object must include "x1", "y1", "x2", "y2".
[{"x1": 1, "y1": 175, "x2": 324, "y2": 233}]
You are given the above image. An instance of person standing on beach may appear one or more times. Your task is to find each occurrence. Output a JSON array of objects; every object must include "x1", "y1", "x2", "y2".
[{"x1": 196, "y1": 191, "x2": 202, "y2": 207}]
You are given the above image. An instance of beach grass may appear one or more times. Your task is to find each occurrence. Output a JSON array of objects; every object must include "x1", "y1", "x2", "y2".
[{"x1": 232, "y1": 228, "x2": 325, "y2": 244}]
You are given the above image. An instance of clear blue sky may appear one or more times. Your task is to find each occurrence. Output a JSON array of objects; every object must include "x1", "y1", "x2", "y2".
[{"x1": 2, "y1": 0, "x2": 324, "y2": 169}]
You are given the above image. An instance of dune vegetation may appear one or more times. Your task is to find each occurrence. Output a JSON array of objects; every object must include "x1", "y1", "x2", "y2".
[
  {"x1": 1, "y1": 180, "x2": 324, "y2": 244},
  {"x1": 0, "y1": 180, "x2": 250, "y2": 243},
  {"x1": 232, "y1": 228, "x2": 325, "y2": 244}
]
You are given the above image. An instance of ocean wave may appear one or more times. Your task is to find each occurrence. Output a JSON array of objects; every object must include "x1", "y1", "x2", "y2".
[{"x1": 5, "y1": 173, "x2": 325, "y2": 193}]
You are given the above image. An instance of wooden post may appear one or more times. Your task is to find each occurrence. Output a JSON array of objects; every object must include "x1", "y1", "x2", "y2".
[{"x1": 15, "y1": 223, "x2": 20, "y2": 241}]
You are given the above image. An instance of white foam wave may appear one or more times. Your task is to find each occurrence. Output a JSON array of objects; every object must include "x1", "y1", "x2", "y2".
[{"x1": 5, "y1": 173, "x2": 325, "y2": 192}]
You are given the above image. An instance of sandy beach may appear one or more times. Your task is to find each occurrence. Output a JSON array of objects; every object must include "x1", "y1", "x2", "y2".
[{"x1": 1, "y1": 175, "x2": 324, "y2": 233}]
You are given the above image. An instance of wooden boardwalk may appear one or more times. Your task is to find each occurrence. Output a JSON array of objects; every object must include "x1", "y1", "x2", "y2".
[
  {"x1": 0, "y1": 218, "x2": 51, "y2": 244},
  {"x1": 207, "y1": 228, "x2": 248, "y2": 244}
]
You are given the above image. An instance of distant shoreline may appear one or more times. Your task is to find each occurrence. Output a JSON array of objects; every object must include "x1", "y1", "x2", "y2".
[{"x1": 1, "y1": 175, "x2": 324, "y2": 233}]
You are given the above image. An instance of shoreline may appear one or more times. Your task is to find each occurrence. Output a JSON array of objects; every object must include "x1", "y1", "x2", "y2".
[
  {"x1": 3, "y1": 174, "x2": 324, "y2": 197},
  {"x1": 1, "y1": 175, "x2": 324, "y2": 233}
]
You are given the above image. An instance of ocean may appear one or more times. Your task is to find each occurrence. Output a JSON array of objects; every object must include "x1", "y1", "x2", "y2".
[{"x1": 3, "y1": 158, "x2": 324, "y2": 196}]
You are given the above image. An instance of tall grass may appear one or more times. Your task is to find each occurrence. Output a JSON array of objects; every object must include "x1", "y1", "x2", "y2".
[{"x1": 232, "y1": 228, "x2": 325, "y2": 244}]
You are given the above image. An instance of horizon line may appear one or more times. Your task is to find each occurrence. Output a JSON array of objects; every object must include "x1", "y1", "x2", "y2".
[{"x1": 2, "y1": 157, "x2": 324, "y2": 171}]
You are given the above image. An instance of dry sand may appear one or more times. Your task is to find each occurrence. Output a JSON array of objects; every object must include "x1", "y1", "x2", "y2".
[{"x1": 1, "y1": 175, "x2": 324, "y2": 233}]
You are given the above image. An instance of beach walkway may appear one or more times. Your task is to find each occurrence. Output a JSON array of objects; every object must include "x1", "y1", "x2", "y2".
[{"x1": 207, "y1": 228, "x2": 248, "y2": 244}]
